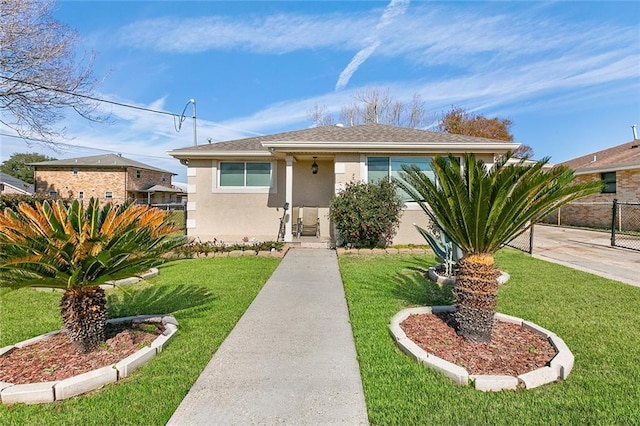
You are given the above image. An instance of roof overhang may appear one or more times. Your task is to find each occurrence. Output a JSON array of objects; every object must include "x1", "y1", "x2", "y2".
[
  {"x1": 573, "y1": 163, "x2": 640, "y2": 175},
  {"x1": 261, "y1": 141, "x2": 519, "y2": 154},
  {"x1": 168, "y1": 141, "x2": 519, "y2": 159},
  {"x1": 168, "y1": 150, "x2": 272, "y2": 159}
]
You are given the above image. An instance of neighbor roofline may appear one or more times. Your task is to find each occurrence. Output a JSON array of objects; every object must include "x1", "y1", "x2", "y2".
[{"x1": 572, "y1": 163, "x2": 640, "y2": 175}]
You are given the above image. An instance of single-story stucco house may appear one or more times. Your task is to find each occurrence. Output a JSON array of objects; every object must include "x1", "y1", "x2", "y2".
[{"x1": 168, "y1": 123, "x2": 519, "y2": 245}]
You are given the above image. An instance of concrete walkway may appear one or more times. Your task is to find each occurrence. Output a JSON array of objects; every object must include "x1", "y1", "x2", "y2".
[
  {"x1": 532, "y1": 225, "x2": 640, "y2": 287},
  {"x1": 167, "y1": 249, "x2": 369, "y2": 425}
]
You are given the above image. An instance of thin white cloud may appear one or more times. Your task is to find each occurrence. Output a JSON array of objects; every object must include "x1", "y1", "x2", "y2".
[{"x1": 335, "y1": 0, "x2": 410, "y2": 91}]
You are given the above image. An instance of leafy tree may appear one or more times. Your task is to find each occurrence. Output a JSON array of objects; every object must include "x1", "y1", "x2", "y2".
[
  {"x1": 0, "y1": 199, "x2": 183, "y2": 353},
  {"x1": 0, "y1": 0, "x2": 100, "y2": 141},
  {"x1": 330, "y1": 179, "x2": 404, "y2": 248},
  {"x1": 0, "y1": 152, "x2": 56, "y2": 184},
  {"x1": 397, "y1": 153, "x2": 601, "y2": 343},
  {"x1": 309, "y1": 87, "x2": 427, "y2": 128},
  {"x1": 437, "y1": 106, "x2": 514, "y2": 141},
  {"x1": 437, "y1": 106, "x2": 535, "y2": 158}
]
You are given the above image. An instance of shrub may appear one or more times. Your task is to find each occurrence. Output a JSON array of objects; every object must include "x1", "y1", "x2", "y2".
[
  {"x1": 0, "y1": 193, "x2": 63, "y2": 211},
  {"x1": 330, "y1": 180, "x2": 404, "y2": 248}
]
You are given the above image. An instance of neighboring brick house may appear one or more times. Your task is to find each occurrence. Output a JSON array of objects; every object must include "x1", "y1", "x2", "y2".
[
  {"x1": 543, "y1": 138, "x2": 640, "y2": 229},
  {"x1": 31, "y1": 154, "x2": 184, "y2": 205},
  {"x1": 0, "y1": 172, "x2": 34, "y2": 195}
]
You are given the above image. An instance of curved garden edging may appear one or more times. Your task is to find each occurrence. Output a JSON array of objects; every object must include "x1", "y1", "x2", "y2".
[
  {"x1": 389, "y1": 306, "x2": 574, "y2": 391},
  {"x1": 0, "y1": 314, "x2": 178, "y2": 405},
  {"x1": 427, "y1": 264, "x2": 510, "y2": 286}
]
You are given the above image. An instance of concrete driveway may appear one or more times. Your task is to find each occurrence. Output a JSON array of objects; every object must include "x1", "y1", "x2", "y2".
[{"x1": 532, "y1": 225, "x2": 640, "y2": 287}]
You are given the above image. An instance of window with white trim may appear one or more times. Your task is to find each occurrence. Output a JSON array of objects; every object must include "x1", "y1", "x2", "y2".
[
  {"x1": 105, "y1": 191, "x2": 113, "y2": 199},
  {"x1": 78, "y1": 191, "x2": 84, "y2": 199},
  {"x1": 219, "y1": 162, "x2": 271, "y2": 187},
  {"x1": 367, "y1": 156, "x2": 435, "y2": 200}
]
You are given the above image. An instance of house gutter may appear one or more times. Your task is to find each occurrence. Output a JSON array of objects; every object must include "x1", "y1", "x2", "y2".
[
  {"x1": 260, "y1": 141, "x2": 520, "y2": 154},
  {"x1": 572, "y1": 163, "x2": 640, "y2": 175}
]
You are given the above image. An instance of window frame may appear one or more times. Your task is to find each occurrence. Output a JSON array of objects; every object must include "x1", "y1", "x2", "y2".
[
  {"x1": 601, "y1": 171, "x2": 616, "y2": 194},
  {"x1": 215, "y1": 161, "x2": 275, "y2": 193},
  {"x1": 366, "y1": 155, "x2": 437, "y2": 205},
  {"x1": 104, "y1": 191, "x2": 113, "y2": 199},
  {"x1": 78, "y1": 190, "x2": 84, "y2": 199}
]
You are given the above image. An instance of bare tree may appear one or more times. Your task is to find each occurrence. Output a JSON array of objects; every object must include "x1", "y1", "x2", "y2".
[
  {"x1": 0, "y1": 0, "x2": 101, "y2": 141},
  {"x1": 308, "y1": 87, "x2": 428, "y2": 128}
]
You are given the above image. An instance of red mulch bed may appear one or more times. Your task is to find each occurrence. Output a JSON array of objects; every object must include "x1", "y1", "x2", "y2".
[
  {"x1": 401, "y1": 312, "x2": 557, "y2": 376},
  {"x1": 0, "y1": 322, "x2": 163, "y2": 384}
]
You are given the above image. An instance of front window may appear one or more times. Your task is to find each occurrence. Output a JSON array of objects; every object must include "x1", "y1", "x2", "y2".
[
  {"x1": 220, "y1": 162, "x2": 271, "y2": 187},
  {"x1": 601, "y1": 172, "x2": 616, "y2": 193},
  {"x1": 368, "y1": 156, "x2": 435, "y2": 200},
  {"x1": 78, "y1": 191, "x2": 84, "y2": 199},
  {"x1": 136, "y1": 170, "x2": 141, "y2": 179},
  {"x1": 105, "y1": 191, "x2": 113, "y2": 199}
]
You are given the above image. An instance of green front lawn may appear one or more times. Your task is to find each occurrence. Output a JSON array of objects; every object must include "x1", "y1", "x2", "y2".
[
  {"x1": 339, "y1": 249, "x2": 640, "y2": 425},
  {"x1": 0, "y1": 256, "x2": 279, "y2": 425}
]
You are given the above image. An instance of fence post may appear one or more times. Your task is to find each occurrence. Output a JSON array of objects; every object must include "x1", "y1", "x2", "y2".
[
  {"x1": 529, "y1": 225, "x2": 535, "y2": 255},
  {"x1": 611, "y1": 199, "x2": 617, "y2": 247}
]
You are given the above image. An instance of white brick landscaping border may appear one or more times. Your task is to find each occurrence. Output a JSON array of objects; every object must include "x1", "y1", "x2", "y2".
[
  {"x1": 389, "y1": 306, "x2": 574, "y2": 391},
  {"x1": 427, "y1": 265, "x2": 510, "y2": 286},
  {"x1": 0, "y1": 315, "x2": 178, "y2": 405}
]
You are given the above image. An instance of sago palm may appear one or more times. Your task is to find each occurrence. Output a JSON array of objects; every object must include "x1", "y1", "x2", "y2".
[
  {"x1": 0, "y1": 199, "x2": 183, "y2": 353},
  {"x1": 397, "y1": 152, "x2": 601, "y2": 343}
]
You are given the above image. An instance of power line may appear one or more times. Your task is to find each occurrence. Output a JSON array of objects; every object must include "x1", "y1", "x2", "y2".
[
  {"x1": 0, "y1": 75, "x2": 265, "y2": 138},
  {"x1": 0, "y1": 75, "x2": 179, "y2": 118}
]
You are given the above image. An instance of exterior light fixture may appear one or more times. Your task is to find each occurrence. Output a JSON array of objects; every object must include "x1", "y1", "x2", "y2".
[{"x1": 311, "y1": 157, "x2": 319, "y2": 174}]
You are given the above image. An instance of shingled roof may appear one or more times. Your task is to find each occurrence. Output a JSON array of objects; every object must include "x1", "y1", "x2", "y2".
[
  {"x1": 0, "y1": 172, "x2": 34, "y2": 194},
  {"x1": 561, "y1": 139, "x2": 640, "y2": 173},
  {"x1": 30, "y1": 154, "x2": 174, "y2": 175},
  {"x1": 169, "y1": 123, "x2": 515, "y2": 155}
]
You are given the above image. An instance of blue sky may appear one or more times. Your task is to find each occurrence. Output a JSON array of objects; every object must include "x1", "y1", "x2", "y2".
[{"x1": 2, "y1": 0, "x2": 639, "y2": 183}]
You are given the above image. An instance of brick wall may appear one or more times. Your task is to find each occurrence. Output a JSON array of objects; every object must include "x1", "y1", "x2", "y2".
[
  {"x1": 126, "y1": 168, "x2": 171, "y2": 191},
  {"x1": 35, "y1": 167, "x2": 127, "y2": 203},
  {"x1": 35, "y1": 166, "x2": 174, "y2": 204},
  {"x1": 541, "y1": 168, "x2": 640, "y2": 229}
]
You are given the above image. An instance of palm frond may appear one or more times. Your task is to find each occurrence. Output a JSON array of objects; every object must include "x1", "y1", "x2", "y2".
[{"x1": 398, "y1": 152, "x2": 602, "y2": 256}]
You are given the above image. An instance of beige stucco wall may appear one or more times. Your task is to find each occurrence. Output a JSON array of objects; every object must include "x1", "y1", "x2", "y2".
[
  {"x1": 35, "y1": 167, "x2": 127, "y2": 202},
  {"x1": 186, "y1": 151, "x2": 512, "y2": 245},
  {"x1": 186, "y1": 158, "x2": 337, "y2": 242}
]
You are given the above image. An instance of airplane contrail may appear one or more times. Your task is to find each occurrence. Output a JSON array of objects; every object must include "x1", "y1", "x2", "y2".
[{"x1": 335, "y1": 0, "x2": 410, "y2": 91}]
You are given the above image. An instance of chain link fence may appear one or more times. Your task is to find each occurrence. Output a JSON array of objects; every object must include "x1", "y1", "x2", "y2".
[
  {"x1": 611, "y1": 200, "x2": 640, "y2": 251},
  {"x1": 505, "y1": 225, "x2": 534, "y2": 254}
]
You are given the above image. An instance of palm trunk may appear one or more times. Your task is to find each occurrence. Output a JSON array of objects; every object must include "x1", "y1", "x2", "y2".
[
  {"x1": 60, "y1": 286, "x2": 107, "y2": 353},
  {"x1": 453, "y1": 255, "x2": 499, "y2": 343}
]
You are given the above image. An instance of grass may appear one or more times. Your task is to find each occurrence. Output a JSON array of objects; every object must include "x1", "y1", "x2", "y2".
[
  {"x1": 339, "y1": 249, "x2": 640, "y2": 425},
  {"x1": 0, "y1": 256, "x2": 279, "y2": 425}
]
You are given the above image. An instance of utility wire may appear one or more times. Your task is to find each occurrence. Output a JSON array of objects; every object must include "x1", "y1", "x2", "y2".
[
  {"x1": 0, "y1": 75, "x2": 179, "y2": 117},
  {"x1": 0, "y1": 75, "x2": 265, "y2": 137}
]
